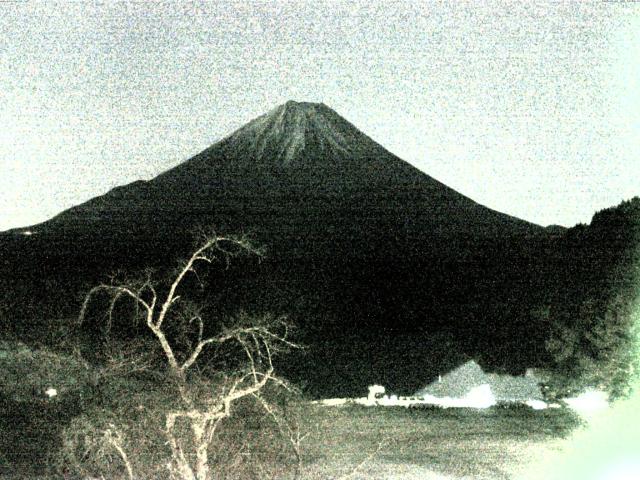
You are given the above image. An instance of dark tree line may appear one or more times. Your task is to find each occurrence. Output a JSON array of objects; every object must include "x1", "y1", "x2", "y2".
[{"x1": 538, "y1": 197, "x2": 640, "y2": 399}]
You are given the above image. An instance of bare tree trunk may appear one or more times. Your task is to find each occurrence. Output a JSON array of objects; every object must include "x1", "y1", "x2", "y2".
[
  {"x1": 193, "y1": 418, "x2": 210, "y2": 480},
  {"x1": 166, "y1": 414, "x2": 197, "y2": 480}
]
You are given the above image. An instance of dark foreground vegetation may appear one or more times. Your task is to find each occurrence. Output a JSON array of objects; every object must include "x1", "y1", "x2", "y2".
[
  {"x1": 0, "y1": 197, "x2": 639, "y2": 477},
  {"x1": 1, "y1": 235, "x2": 305, "y2": 479},
  {"x1": 0, "y1": 393, "x2": 581, "y2": 480}
]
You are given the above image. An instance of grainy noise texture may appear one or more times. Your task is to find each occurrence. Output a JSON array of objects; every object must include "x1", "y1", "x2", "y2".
[{"x1": 1, "y1": 2, "x2": 639, "y2": 480}]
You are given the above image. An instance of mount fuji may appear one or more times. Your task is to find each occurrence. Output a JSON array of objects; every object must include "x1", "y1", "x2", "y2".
[{"x1": 2, "y1": 101, "x2": 552, "y2": 396}]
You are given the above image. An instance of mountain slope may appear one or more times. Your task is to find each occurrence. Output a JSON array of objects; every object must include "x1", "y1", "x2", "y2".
[{"x1": 29, "y1": 101, "x2": 540, "y2": 254}]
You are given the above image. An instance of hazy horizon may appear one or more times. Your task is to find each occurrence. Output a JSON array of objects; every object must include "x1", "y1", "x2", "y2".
[{"x1": 1, "y1": 1, "x2": 639, "y2": 231}]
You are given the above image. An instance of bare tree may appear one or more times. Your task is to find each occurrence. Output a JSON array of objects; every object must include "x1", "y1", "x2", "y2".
[{"x1": 78, "y1": 234, "x2": 301, "y2": 480}]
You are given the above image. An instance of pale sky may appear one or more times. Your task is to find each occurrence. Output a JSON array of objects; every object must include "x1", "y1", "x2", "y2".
[{"x1": 1, "y1": 0, "x2": 639, "y2": 231}]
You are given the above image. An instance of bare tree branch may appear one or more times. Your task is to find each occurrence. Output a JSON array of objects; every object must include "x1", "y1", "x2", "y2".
[
  {"x1": 79, "y1": 285, "x2": 152, "y2": 327},
  {"x1": 252, "y1": 393, "x2": 306, "y2": 479},
  {"x1": 77, "y1": 233, "x2": 299, "y2": 480},
  {"x1": 102, "y1": 425, "x2": 134, "y2": 480}
]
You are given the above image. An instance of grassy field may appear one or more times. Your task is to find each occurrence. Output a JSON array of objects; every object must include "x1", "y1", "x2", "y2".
[
  {"x1": 0, "y1": 396, "x2": 81, "y2": 479},
  {"x1": 296, "y1": 404, "x2": 581, "y2": 480},
  {"x1": 0, "y1": 399, "x2": 582, "y2": 479}
]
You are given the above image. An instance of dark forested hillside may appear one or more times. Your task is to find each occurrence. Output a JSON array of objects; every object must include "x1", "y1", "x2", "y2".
[{"x1": 536, "y1": 197, "x2": 640, "y2": 399}]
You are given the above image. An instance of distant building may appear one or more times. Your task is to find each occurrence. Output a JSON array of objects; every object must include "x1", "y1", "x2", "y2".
[
  {"x1": 415, "y1": 360, "x2": 545, "y2": 404},
  {"x1": 367, "y1": 384, "x2": 385, "y2": 403}
]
